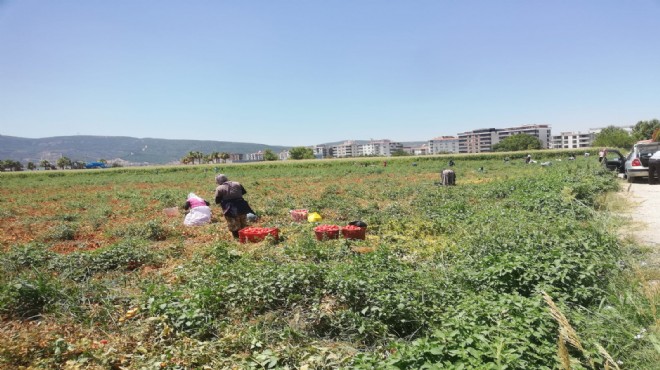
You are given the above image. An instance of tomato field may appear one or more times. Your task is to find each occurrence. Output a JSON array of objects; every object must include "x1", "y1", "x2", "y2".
[{"x1": 1, "y1": 152, "x2": 658, "y2": 369}]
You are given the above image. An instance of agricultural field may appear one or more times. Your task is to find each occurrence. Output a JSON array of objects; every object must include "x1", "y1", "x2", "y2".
[{"x1": 1, "y1": 152, "x2": 659, "y2": 369}]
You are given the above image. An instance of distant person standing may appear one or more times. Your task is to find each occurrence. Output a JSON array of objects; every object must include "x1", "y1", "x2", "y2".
[
  {"x1": 598, "y1": 148, "x2": 606, "y2": 163},
  {"x1": 648, "y1": 150, "x2": 660, "y2": 185},
  {"x1": 525, "y1": 154, "x2": 532, "y2": 164},
  {"x1": 214, "y1": 174, "x2": 255, "y2": 239}
]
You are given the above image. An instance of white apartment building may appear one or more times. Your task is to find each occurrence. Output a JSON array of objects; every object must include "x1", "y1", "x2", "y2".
[
  {"x1": 550, "y1": 132, "x2": 594, "y2": 149},
  {"x1": 245, "y1": 151, "x2": 264, "y2": 161},
  {"x1": 313, "y1": 145, "x2": 331, "y2": 159},
  {"x1": 332, "y1": 141, "x2": 359, "y2": 158},
  {"x1": 550, "y1": 126, "x2": 633, "y2": 149},
  {"x1": 359, "y1": 139, "x2": 403, "y2": 156},
  {"x1": 459, "y1": 124, "x2": 552, "y2": 153},
  {"x1": 498, "y1": 124, "x2": 551, "y2": 149},
  {"x1": 428, "y1": 136, "x2": 459, "y2": 154},
  {"x1": 278, "y1": 150, "x2": 290, "y2": 160},
  {"x1": 412, "y1": 145, "x2": 430, "y2": 156}
]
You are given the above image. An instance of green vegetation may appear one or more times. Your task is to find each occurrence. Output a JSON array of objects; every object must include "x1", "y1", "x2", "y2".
[
  {"x1": 0, "y1": 152, "x2": 657, "y2": 369},
  {"x1": 593, "y1": 126, "x2": 636, "y2": 149},
  {"x1": 289, "y1": 147, "x2": 316, "y2": 160},
  {"x1": 492, "y1": 133, "x2": 542, "y2": 151},
  {"x1": 632, "y1": 119, "x2": 660, "y2": 141}
]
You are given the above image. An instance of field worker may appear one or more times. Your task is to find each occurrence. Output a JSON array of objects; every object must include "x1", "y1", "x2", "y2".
[
  {"x1": 525, "y1": 154, "x2": 531, "y2": 164},
  {"x1": 598, "y1": 148, "x2": 606, "y2": 163},
  {"x1": 183, "y1": 193, "x2": 212, "y2": 226},
  {"x1": 214, "y1": 174, "x2": 255, "y2": 239},
  {"x1": 648, "y1": 150, "x2": 660, "y2": 185}
]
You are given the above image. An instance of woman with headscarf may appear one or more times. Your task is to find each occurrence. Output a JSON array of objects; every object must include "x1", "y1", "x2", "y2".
[
  {"x1": 214, "y1": 174, "x2": 255, "y2": 238},
  {"x1": 183, "y1": 193, "x2": 212, "y2": 226}
]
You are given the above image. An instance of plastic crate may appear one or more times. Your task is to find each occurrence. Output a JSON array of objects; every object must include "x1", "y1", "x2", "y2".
[
  {"x1": 314, "y1": 225, "x2": 340, "y2": 241},
  {"x1": 239, "y1": 227, "x2": 279, "y2": 243},
  {"x1": 341, "y1": 225, "x2": 366, "y2": 240},
  {"x1": 290, "y1": 209, "x2": 309, "y2": 222}
]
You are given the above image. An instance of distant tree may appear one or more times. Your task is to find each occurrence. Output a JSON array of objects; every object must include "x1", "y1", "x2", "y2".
[
  {"x1": 1, "y1": 160, "x2": 23, "y2": 172},
  {"x1": 27, "y1": 162, "x2": 36, "y2": 171},
  {"x1": 220, "y1": 152, "x2": 230, "y2": 163},
  {"x1": 99, "y1": 159, "x2": 108, "y2": 164},
  {"x1": 632, "y1": 119, "x2": 660, "y2": 141},
  {"x1": 111, "y1": 162, "x2": 123, "y2": 168},
  {"x1": 653, "y1": 128, "x2": 660, "y2": 142},
  {"x1": 492, "y1": 134, "x2": 542, "y2": 152},
  {"x1": 208, "y1": 151, "x2": 220, "y2": 164},
  {"x1": 181, "y1": 154, "x2": 193, "y2": 165},
  {"x1": 57, "y1": 156, "x2": 72, "y2": 169},
  {"x1": 263, "y1": 149, "x2": 278, "y2": 161},
  {"x1": 71, "y1": 160, "x2": 86, "y2": 169},
  {"x1": 186, "y1": 151, "x2": 197, "y2": 165},
  {"x1": 289, "y1": 146, "x2": 315, "y2": 160},
  {"x1": 592, "y1": 126, "x2": 635, "y2": 149},
  {"x1": 40, "y1": 160, "x2": 51, "y2": 170},
  {"x1": 391, "y1": 149, "x2": 410, "y2": 156}
]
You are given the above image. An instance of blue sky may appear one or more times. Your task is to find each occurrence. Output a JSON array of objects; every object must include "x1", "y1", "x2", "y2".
[{"x1": 1, "y1": 1, "x2": 659, "y2": 146}]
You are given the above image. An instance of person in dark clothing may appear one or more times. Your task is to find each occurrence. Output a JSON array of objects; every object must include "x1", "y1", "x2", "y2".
[
  {"x1": 214, "y1": 174, "x2": 255, "y2": 238},
  {"x1": 648, "y1": 150, "x2": 660, "y2": 185}
]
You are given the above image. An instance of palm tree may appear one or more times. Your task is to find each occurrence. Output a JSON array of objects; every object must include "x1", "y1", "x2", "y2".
[
  {"x1": 195, "y1": 151, "x2": 204, "y2": 164},
  {"x1": 186, "y1": 151, "x2": 197, "y2": 164}
]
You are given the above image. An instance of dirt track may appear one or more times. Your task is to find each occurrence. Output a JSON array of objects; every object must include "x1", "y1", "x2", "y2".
[
  {"x1": 618, "y1": 180, "x2": 660, "y2": 285},
  {"x1": 624, "y1": 181, "x2": 660, "y2": 248}
]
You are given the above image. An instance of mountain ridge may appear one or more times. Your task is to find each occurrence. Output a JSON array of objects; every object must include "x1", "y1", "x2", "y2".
[{"x1": 0, "y1": 135, "x2": 290, "y2": 165}]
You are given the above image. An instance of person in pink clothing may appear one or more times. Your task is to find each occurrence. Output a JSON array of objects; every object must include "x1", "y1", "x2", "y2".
[{"x1": 182, "y1": 193, "x2": 212, "y2": 226}]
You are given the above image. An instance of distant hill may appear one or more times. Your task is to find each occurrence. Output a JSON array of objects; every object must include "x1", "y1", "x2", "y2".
[{"x1": 0, "y1": 135, "x2": 289, "y2": 165}]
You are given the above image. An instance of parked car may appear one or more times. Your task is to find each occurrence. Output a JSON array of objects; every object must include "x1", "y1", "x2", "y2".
[
  {"x1": 602, "y1": 149, "x2": 626, "y2": 174},
  {"x1": 624, "y1": 141, "x2": 660, "y2": 183}
]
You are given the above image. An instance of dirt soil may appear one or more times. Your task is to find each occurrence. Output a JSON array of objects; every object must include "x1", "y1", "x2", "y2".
[{"x1": 618, "y1": 181, "x2": 660, "y2": 287}]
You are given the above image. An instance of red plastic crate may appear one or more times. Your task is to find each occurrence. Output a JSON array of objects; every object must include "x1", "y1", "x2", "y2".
[
  {"x1": 341, "y1": 225, "x2": 366, "y2": 240},
  {"x1": 290, "y1": 209, "x2": 308, "y2": 222},
  {"x1": 314, "y1": 225, "x2": 340, "y2": 241},
  {"x1": 239, "y1": 227, "x2": 279, "y2": 243}
]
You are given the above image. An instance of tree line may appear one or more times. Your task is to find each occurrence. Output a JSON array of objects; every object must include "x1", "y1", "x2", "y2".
[
  {"x1": 592, "y1": 119, "x2": 660, "y2": 149},
  {"x1": 0, "y1": 158, "x2": 121, "y2": 172},
  {"x1": 179, "y1": 147, "x2": 317, "y2": 164}
]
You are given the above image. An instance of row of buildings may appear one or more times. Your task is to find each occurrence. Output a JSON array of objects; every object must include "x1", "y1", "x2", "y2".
[{"x1": 236, "y1": 124, "x2": 630, "y2": 161}]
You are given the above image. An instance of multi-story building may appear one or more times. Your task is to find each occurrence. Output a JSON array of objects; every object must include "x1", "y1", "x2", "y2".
[
  {"x1": 278, "y1": 150, "x2": 290, "y2": 160},
  {"x1": 550, "y1": 126, "x2": 633, "y2": 149},
  {"x1": 313, "y1": 145, "x2": 332, "y2": 159},
  {"x1": 458, "y1": 128, "x2": 500, "y2": 153},
  {"x1": 428, "y1": 136, "x2": 459, "y2": 154},
  {"x1": 498, "y1": 124, "x2": 551, "y2": 149},
  {"x1": 459, "y1": 125, "x2": 552, "y2": 153},
  {"x1": 412, "y1": 145, "x2": 430, "y2": 156},
  {"x1": 245, "y1": 151, "x2": 264, "y2": 161},
  {"x1": 229, "y1": 153, "x2": 244, "y2": 162},
  {"x1": 550, "y1": 132, "x2": 594, "y2": 149},
  {"x1": 359, "y1": 139, "x2": 403, "y2": 156},
  {"x1": 332, "y1": 141, "x2": 359, "y2": 158}
]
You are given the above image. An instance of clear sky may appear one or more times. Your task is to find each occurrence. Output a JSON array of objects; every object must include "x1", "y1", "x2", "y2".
[{"x1": 1, "y1": 1, "x2": 659, "y2": 146}]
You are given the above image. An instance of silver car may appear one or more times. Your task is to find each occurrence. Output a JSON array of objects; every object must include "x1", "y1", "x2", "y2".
[{"x1": 625, "y1": 141, "x2": 660, "y2": 183}]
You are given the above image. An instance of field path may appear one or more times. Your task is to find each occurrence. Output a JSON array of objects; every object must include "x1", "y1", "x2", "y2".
[{"x1": 619, "y1": 181, "x2": 660, "y2": 285}]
